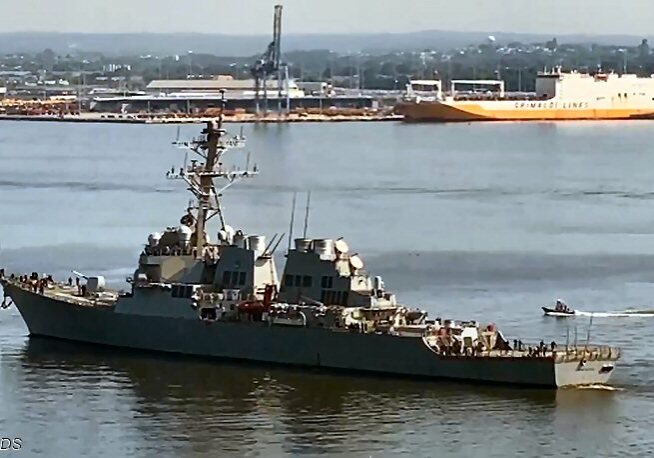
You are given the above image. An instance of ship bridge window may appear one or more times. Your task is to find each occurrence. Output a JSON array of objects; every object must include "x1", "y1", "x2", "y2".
[
  {"x1": 222, "y1": 270, "x2": 246, "y2": 287},
  {"x1": 283, "y1": 274, "x2": 313, "y2": 288},
  {"x1": 321, "y1": 290, "x2": 348, "y2": 306},
  {"x1": 172, "y1": 284, "x2": 194, "y2": 298},
  {"x1": 321, "y1": 276, "x2": 334, "y2": 289}
]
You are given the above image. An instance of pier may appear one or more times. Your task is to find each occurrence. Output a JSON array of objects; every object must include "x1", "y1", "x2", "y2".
[{"x1": 0, "y1": 111, "x2": 402, "y2": 124}]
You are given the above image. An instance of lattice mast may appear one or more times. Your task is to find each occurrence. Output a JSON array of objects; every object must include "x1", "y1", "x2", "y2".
[{"x1": 169, "y1": 92, "x2": 256, "y2": 257}]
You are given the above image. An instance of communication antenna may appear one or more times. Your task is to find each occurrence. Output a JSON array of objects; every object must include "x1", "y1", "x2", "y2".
[
  {"x1": 218, "y1": 89, "x2": 226, "y2": 128},
  {"x1": 270, "y1": 232, "x2": 285, "y2": 255},
  {"x1": 302, "y1": 191, "x2": 311, "y2": 238},
  {"x1": 72, "y1": 270, "x2": 89, "y2": 279},
  {"x1": 287, "y1": 192, "x2": 297, "y2": 252},
  {"x1": 263, "y1": 233, "x2": 279, "y2": 254},
  {"x1": 167, "y1": 88, "x2": 255, "y2": 258}
]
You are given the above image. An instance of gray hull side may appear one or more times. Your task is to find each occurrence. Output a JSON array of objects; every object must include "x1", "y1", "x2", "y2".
[{"x1": 8, "y1": 287, "x2": 613, "y2": 388}]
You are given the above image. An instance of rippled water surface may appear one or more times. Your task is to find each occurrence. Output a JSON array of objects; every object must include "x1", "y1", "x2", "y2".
[{"x1": 1, "y1": 120, "x2": 654, "y2": 456}]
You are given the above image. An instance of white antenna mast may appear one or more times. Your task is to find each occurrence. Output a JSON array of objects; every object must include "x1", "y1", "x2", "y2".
[
  {"x1": 287, "y1": 192, "x2": 297, "y2": 252},
  {"x1": 302, "y1": 191, "x2": 311, "y2": 238},
  {"x1": 166, "y1": 90, "x2": 254, "y2": 257}
]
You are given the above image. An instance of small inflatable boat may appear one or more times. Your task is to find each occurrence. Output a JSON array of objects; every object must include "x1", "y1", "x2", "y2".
[{"x1": 542, "y1": 306, "x2": 575, "y2": 317}]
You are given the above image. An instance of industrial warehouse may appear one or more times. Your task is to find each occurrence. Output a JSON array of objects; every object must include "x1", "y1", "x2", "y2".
[{"x1": 88, "y1": 77, "x2": 396, "y2": 115}]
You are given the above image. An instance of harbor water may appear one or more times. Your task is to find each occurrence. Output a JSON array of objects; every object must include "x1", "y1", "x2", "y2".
[{"x1": 1, "y1": 120, "x2": 654, "y2": 456}]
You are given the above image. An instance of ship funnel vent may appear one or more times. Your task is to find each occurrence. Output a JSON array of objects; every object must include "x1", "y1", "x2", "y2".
[
  {"x1": 294, "y1": 238, "x2": 311, "y2": 252},
  {"x1": 87, "y1": 276, "x2": 106, "y2": 293},
  {"x1": 313, "y1": 239, "x2": 334, "y2": 260},
  {"x1": 233, "y1": 232, "x2": 248, "y2": 249},
  {"x1": 248, "y1": 235, "x2": 266, "y2": 254}
]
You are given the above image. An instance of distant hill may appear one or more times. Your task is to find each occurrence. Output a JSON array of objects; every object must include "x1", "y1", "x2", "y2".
[{"x1": 0, "y1": 31, "x2": 649, "y2": 56}]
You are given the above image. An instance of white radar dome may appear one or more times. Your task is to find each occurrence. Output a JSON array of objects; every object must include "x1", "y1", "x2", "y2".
[
  {"x1": 148, "y1": 232, "x2": 162, "y2": 247},
  {"x1": 349, "y1": 254, "x2": 364, "y2": 271},
  {"x1": 233, "y1": 232, "x2": 248, "y2": 249},
  {"x1": 218, "y1": 225, "x2": 235, "y2": 244},
  {"x1": 334, "y1": 238, "x2": 349, "y2": 254},
  {"x1": 177, "y1": 225, "x2": 193, "y2": 244}
]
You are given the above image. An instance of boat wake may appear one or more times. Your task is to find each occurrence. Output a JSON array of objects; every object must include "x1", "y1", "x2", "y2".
[
  {"x1": 575, "y1": 309, "x2": 654, "y2": 318},
  {"x1": 576, "y1": 384, "x2": 623, "y2": 391}
]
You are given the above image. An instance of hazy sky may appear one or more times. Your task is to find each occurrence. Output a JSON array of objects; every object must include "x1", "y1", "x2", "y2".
[{"x1": 0, "y1": 0, "x2": 650, "y2": 35}]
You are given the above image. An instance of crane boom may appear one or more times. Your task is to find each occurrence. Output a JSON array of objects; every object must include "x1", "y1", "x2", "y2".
[{"x1": 251, "y1": 4, "x2": 283, "y2": 117}]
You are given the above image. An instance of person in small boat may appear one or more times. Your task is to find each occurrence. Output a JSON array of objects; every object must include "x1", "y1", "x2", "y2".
[{"x1": 555, "y1": 300, "x2": 570, "y2": 313}]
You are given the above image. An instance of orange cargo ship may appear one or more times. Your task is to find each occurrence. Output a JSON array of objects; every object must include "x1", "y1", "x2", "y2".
[{"x1": 396, "y1": 69, "x2": 654, "y2": 122}]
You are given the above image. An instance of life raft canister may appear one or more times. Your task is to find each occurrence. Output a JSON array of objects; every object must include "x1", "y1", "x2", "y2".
[{"x1": 237, "y1": 300, "x2": 266, "y2": 312}]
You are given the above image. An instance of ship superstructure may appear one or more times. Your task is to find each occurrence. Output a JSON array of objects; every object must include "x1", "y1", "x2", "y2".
[
  {"x1": 0, "y1": 105, "x2": 620, "y2": 388},
  {"x1": 397, "y1": 68, "x2": 654, "y2": 121}
]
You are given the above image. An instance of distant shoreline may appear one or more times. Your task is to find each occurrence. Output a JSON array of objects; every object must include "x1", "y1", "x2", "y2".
[
  {"x1": 0, "y1": 113, "x2": 403, "y2": 124},
  {"x1": 0, "y1": 30, "x2": 649, "y2": 55}
]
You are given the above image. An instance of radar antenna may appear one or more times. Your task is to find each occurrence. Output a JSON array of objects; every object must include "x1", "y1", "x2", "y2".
[{"x1": 169, "y1": 91, "x2": 256, "y2": 257}]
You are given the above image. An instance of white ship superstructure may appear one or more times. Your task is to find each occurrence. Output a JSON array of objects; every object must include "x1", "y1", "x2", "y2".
[{"x1": 398, "y1": 68, "x2": 654, "y2": 121}]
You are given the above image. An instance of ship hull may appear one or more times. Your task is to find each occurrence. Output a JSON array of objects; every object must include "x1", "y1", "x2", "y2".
[
  {"x1": 5, "y1": 285, "x2": 616, "y2": 388},
  {"x1": 396, "y1": 100, "x2": 654, "y2": 122},
  {"x1": 542, "y1": 307, "x2": 575, "y2": 317}
]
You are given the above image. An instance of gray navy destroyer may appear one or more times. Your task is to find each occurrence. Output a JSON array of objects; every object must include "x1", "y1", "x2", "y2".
[{"x1": 0, "y1": 112, "x2": 620, "y2": 388}]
